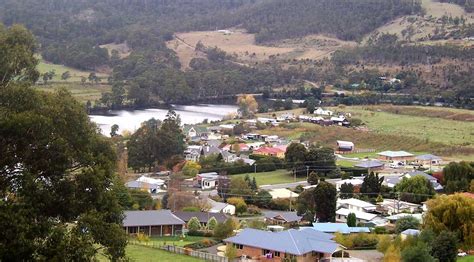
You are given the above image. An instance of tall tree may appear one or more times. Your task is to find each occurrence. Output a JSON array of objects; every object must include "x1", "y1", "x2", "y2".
[
  {"x1": 305, "y1": 146, "x2": 336, "y2": 176},
  {"x1": 340, "y1": 183, "x2": 354, "y2": 199},
  {"x1": 442, "y1": 161, "x2": 474, "y2": 193},
  {"x1": 237, "y1": 94, "x2": 258, "y2": 118},
  {"x1": 431, "y1": 231, "x2": 458, "y2": 262},
  {"x1": 360, "y1": 172, "x2": 383, "y2": 197},
  {"x1": 285, "y1": 143, "x2": 307, "y2": 176},
  {"x1": 423, "y1": 193, "x2": 474, "y2": 248},
  {"x1": 395, "y1": 175, "x2": 435, "y2": 204},
  {"x1": 314, "y1": 182, "x2": 337, "y2": 222}
]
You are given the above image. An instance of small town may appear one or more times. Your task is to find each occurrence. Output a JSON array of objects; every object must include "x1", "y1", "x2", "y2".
[{"x1": 1, "y1": 1, "x2": 473, "y2": 261}]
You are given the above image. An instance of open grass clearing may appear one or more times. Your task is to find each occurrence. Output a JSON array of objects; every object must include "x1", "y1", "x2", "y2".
[
  {"x1": 233, "y1": 169, "x2": 305, "y2": 185},
  {"x1": 35, "y1": 82, "x2": 111, "y2": 104},
  {"x1": 458, "y1": 256, "x2": 474, "y2": 262},
  {"x1": 146, "y1": 236, "x2": 206, "y2": 247},
  {"x1": 37, "y1": 56, "x2": 108, "y2": 83}
]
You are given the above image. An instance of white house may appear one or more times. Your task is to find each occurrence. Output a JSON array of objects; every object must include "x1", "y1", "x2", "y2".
[
  {"x1": 197, "y1": 172, "x2": 219, "y2": 190},
  {"x1": 335, "y1": 179, "x2": 364, "y2": 191},
  {"x1": 136, "y1": 176, "x2": 165, "y2": 186},
  {"x1": 208, "y1": 199, "x2": 236, "y2": 215},
  {"x1": 337, "y1": 140, "x2": 354, "y2": 151},
  {"x1": 378, "y1": 199, "x2": 421, "y2": 215},
  {"x1": 337, "y1": 198, "x2": 376, "y2": 212},
  {"x1": 314, "y1": 107, "x2": 333, "y2": 116},
  {"x1": 336, "y1": 208, "x2": 387, "y2": 226}
]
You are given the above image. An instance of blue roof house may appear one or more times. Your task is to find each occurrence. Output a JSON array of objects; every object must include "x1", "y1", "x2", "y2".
[
  {"x1": 310, "y1": 223, "x2": 370, "y2": 234},
  {"x1": 224, "y1": 228, "x2": 344, "y2": 260}
]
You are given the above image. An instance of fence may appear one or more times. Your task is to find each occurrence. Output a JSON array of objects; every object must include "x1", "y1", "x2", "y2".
[
  {"x1": 336, "y1": 148, "x2": 375, "y2": 155},
  {"x1": 129, "y1": 240, "x2": 228, "y2": 262}
]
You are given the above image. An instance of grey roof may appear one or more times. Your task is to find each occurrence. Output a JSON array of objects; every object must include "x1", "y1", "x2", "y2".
[
  {"x1": 263, "y1": 210, "x2": 302, "y2": 223},
  {"x1": 355, "y1": 160, "x2": 384, "y2": 169},
  {"x1": 401, "y1": 229, "x2": 420, "y2": 236},
  {"x1": 415, "y1": 154, "x2": 441, "y2": 161},
  {"x1": 123, "y1": 210, "x2": 185, "y2": 227},
  {"x1": 125, "y1": 181, "x2": 161, "y2": 190},
  {"x1": 311, "y1": 223, "x2": 370, "y2": 234},
  {"x1": 224, "y1": 228, "x2": 339, "y2": 255},
  {"x1": 378, "y1": 151, "x2": 413, "y2": 158},
  {"x1": 220, "y1": 150, "x2": 235, "y2": 158},
  {"x1": 404, "y1": 171, "x2": 437, "y2": 181},
  {"x1": 201, "y1": 145, "x2": 221, "y2": 157},
  {"x1": 172, "y1": 211, "x2": 228, "y2": 224}
]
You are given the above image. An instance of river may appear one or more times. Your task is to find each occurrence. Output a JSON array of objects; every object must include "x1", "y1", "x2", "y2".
[{"x1": 89, "y1": 104, "x2": 238, "y2": 136}]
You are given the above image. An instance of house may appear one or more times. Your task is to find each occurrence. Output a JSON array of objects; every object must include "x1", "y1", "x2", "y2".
[
  {"x1": 224, "y1": 228, "x2": 343, "y2": 261},
  {"x1": 314, "y1": 107, "x2": 333, "y2": 116},
  {"x1": 337, "y1": 198, "x2": 376, "y2": 213},
  {"x1": 337, "y1": 140, "x2": 354, "y2": 151},
  {"x1": 268, "y1": 188, "x2": 299, "y2": 199},
  {"x1": 415, "y1": 154, "x2": 442, "y2": 166},
  {"x1": 386, "y1": 213, "x2": 423, "y2": 224},
  {"x1": 377, "y1": 151, "x2": 414, "y2": 162},
  {"x1": 377, "y1": 199, "x2": 421, "y2": 215},
  {"x1": 310, "y1": 223, "x2": 370, "y2": 234},
  {"x1": 400, "y1": 229, "x2": 420, "y2": 240},
  {"x1": 253, "y1": 147, "x2": 286, "y2": 158},
  {"x1": 184, "y1": 145, "x2": 202, "y2": 162},
  {"x1": 335, "y1": 178, "x2": 364, "y2": 192},
  {"x1": 196, "y1": 172, "x2": 219, "y2": 190},
  {"x1": 220, "y1": 150, "x2": 239, "y2": 163},
  {"x1": 354, "y1": 160, "x2": 385, "y2": 170},
  {"x1": 222, "y1": 143, "x2": 250, "y2": 152},
  {"x1": 336, "y1": 208, "x2": 387, "y2": 227},
  {"x1": 208, "y1": 198, "x2": 236, "y2": 215},
  {"x1": 182, "y1": 125, "x2": 208, "y2": 139},
  {"x1": 123, "y1": 210, "x2": 185, "y2": 236},
  {"x1": 263, "y1": 211, "x2": 302, "y2": 225},
  {"x1": 384, "y1": 171, "x2": 443, "y2": 191},
  {"x1": 172, "y1": 211, "x2": 228, "y2": 227},
  {"x1": 264, "y1": 135, "x2": 280, "y2": 143},
  {"x1": 125, "y1": 180, "x2": 162, "y2": 194},
  {"x1": 200, "y1": 145, "x2": 221, "y2": 158}
]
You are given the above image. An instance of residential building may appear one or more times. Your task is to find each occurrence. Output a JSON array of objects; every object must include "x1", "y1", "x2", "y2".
[
  {"x1": 184, "y1": 145, "x2": 202, "y2": 162},
  {"x1": 355, "y1": 160, "x2": 385, "y2": 170},
  {"x1": 224, "y1": 228, "x2": 343, "y2": 261},
  {"x1": 207, "y1": 198, "x2": 236, "y2": 215},
  {"x1": 314, "y1": 107, "x2": 333, "y2": 116},
  {"x1": 172, "y1": 211, "x2": 228, "y2": 227},
  {"x1": 253, "y1": 147, "x2": 286, "y2": 158},
  {"x1": 336, "y1": 208, "x2": 387, "y2": 227},
  {"x1": 377, "y1": 151, "x2": 414, "y2": 162},
  {"x1": 386, "y1": 213, "x2": 423, "y2": 224},
  {"x1": 377, "y1": 199, "x2": 421, "y2": 215},
  {"x1": 383, "y1": 171, "x2": 443, "y2": 191},
  {"x1": 400, "y1": 229, "x2": 420, "y2": 240},
  {"x1": 337, "y1": 198, "x2": 376, "y2": 213},
  {"x1": 125, "y1": 180, "x2": 162, "y2": 194},
  {"x1": 263, "y1": 211, "x2": 302, "y2": 225},
  {"x1": 182, "y1": 125, "x2": 208, "y2": 139},
  {"x1": 414, "y1": 154, "x2": 442, "y2": 166},
  {"x1": 123, "y1": 210, "x2": 185, "y2": 236},
  {"x1": 335, "y1": 178, "x2": 363, "y2": 192},
  {"x1": 196, "y1": 172, "x2": 219, "y2": 190},
  {"x1": 310, "y1": 223, "x2": 370, "y2": 234},
  {"x1": 336, "y1": 140, "x2": 354, "y2": 151},
  {"x1": 200, "y1": 145, "x2": 221, "y2": 158}
]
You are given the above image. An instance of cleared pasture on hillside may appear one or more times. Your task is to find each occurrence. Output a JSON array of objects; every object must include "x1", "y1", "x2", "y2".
[
  {"x1": 35, "y1": 83, "x2": 111, "y2": 104},
  {"x1": 37, "y1": 57, "x2": 108, "y2": 82}
]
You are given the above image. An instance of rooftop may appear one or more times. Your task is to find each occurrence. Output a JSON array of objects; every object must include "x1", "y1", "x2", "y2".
[
  {"x1": 337, "y1": 198, "x2": 376, "y2": 210},
  {"x1": 415, "y1": 154, "x2": 441, "y2": 161},
  {"x1": 123, "y1": 210, "x2": 185, "y2": 227},
  {"x1": 172, "y1": 211, "x2": 228, "y2": 224},
  {"x1": 355, "y1": 160, "x2": 384, "y2": 169},
  {"x1": 224, "y1": 228, "x2": 339, "y2": 255},
  {"x1": 311, "y1": 223, "x2": 370, "y2": 234},
  {"x1": 378, "y1": 151, "x2": 414, "y2": 158},
  {"x1": 263, "y1": 210, "x2": 302, "y2": 223},
  {"x1": 336, "y1": 208, "x2": 379, "y2": 221}
]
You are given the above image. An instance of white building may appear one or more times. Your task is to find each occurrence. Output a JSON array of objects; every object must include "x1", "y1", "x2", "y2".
[
  {"x1": 208, "y1": 199, "x2": 236, "y2": 215},
  {"x1": 335, "y1": 179, "x2": 364, "y2": 191},
  {"x1": 337, "y1": 198, "x2": 376, "y2": 212},
  {"x1": 314, "y1": 107, "x2": 333, "y2": 116},
  {"x1": 336, "y1": 208, "x2": 387, "y2": 226},
  {"x1": 269, "y1": 188, "x2": 299, "y2": 199}
]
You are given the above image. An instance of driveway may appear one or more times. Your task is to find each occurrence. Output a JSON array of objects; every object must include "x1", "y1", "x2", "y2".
[{"x1": 346, "y1": 250, "x2": 383, "y2": 262}]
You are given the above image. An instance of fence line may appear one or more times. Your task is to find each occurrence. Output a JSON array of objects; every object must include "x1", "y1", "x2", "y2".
[{"x1": 129, "y1": 240, "x2": 228, "y2": 262}]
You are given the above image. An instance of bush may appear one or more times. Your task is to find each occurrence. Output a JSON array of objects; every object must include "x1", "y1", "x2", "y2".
[
  {"x1": 373, "y1": 227, "x2": 387, "y2": 234},
  {"x1": 187, "y1": 217, "x2": 202, "y2": 233},
  {"x1": 395, "y1": 216, "x2": 420, "y2": 233},
  {"x1": 334, "y1": 232, "x2": 379, "y2": 249},
  {"x1": 183, "y1": 238, "x2": 218, "y2": 249},
  {"x1": 227, "y1": 197, "x2": 247, "y2": 214},
  {"x1": 269, "y1": 198, "x2": 294, "y2": 211},
  {"x1": 207, "y1": 217, "x2": 218, "y2": 230}
]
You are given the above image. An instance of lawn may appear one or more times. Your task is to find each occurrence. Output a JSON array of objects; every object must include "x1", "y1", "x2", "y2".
[
  {"x1": 97, "y1": 244, "x2": 204, "y2": 262},
  {"x1": 37, "y1": 56, "x2": 108, "y2": 82},
  {"x1": 146, "y1": 236, "x2": 206, "y2": 247},
  {"x1": 336, "y1": 159, "x2": 357, "y2": 167},
  {"x1": 335, "y1": 107, "x2": 474, "y2": 146},
  {"x1": 233, "y1": 169, "x2": 306, "y2": 185},
  {"x1": 458, "y1": 256, "x2": 474, "y2": 262},
  {"x1": 35, "y1": 82, "x2": 111, "y2": 104}
]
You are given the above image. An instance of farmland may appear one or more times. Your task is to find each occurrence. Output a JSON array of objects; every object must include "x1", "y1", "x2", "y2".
[
  {"x1": 35, "y1": 83, "x2": 111, "y2": 104},
  {"x1": 233, "y1": 169, "x2": 305, "y2": 185},
  {"x1": 97, "y1": 244, "x2": 204, "y2": 262},
  {"x1": 37, "y1": 57, "x2": 108, "y2": 83}
]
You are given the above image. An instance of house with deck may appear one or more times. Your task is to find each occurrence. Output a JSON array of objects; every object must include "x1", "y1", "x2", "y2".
[
  {"x1": 123, "y1": 210, "x2": 185, "y2": 236},
  {"x1": 224, "y1": 228, "x2": 343, "y2": 261}
]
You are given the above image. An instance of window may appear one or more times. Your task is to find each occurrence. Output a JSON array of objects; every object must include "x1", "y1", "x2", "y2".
[
  {"x1": 233, "y1": 244, "x2": 243, "y2": 250},
  {"x1": 274, "y1": 251, "x2": 280, "y2": 257},
  {"x1": 262, "y1": 249, "x2": 271, "y2": 256}
]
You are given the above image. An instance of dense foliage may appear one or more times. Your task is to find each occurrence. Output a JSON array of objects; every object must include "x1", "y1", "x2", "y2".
[{"x1": 0, "y1": 25, "x2": 126, "y2": 260}]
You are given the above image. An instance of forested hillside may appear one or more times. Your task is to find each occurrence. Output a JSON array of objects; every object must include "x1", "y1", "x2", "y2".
[{"x1": 437, "y1": 0, "x2": 474, "y2": 11}]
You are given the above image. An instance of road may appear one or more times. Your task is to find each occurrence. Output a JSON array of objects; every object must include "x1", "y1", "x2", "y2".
[{"x1": 260, "y1": 178, "x2": 341, "y2": 190}]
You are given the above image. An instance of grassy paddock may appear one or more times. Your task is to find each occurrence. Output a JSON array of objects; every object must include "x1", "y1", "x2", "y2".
[
  {"x1": 37, "y1": 57, "x2": 108, "y2": 82},
  {"x1": 97, "y1": 244, "x2": 204, "y2": 262},
  {"x1": 35, "y1": 82, "x2": 111, "y2": 104},
  {"x1": 233, "y1": 169, "x2": 305, "y2": 185}
]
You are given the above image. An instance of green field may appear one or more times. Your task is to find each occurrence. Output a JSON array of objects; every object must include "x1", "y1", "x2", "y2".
[
  {"x1": 233, "y1": 169, "x2": 306, "y2": 185},
  {"x1": 335, "y1": 107, "x2": 474, "y2": 146},
  {"x1": 98, "y1": 244, "x2": 204, "y2": 262},
  {"x1": 35, "y1": 82, "x2": 111, "y2": 104},
  {"x1": 458, "y1": 256, "x2": 474, "y2": 262},
  {"x1": 37, "y1": 57, "x2": 108, "y2": 83},
  {"x1": 146, "y1": 236, "x2": 206, "y2": 247}
]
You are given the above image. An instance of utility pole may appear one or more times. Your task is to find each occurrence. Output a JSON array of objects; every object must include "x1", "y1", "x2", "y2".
[
  {"x1": 306, "y1": 166, "x2": 310, "y2": 180},
  {"x1": 254, "y1": 163, "x2": 257, "y2": 173}
]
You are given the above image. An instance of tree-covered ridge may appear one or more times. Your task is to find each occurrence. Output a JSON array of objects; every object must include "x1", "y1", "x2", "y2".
[
  {"x1": 437, "y1": 0, "x2": 474, "y2": 12},
  {"x1": 238, "y1": 0, "x2": 423, "y2": 42}
]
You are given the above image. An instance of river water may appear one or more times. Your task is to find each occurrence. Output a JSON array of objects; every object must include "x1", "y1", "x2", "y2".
[{"x1": 89, "y1": 104, "x2": 238, "y2": 136}]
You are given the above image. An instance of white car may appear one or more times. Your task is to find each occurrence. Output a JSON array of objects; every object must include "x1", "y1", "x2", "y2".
[
  {"x1": 457, "y1": 252, "x2": 467, "y2": 257},
  {"x1": 389, "y1": 163, "x2": 399, "y2": 169}
]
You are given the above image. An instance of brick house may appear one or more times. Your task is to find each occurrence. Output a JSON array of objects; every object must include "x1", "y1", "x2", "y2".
[{"x1": 224, "y1": 228, "x2": 343, "y2": 261}]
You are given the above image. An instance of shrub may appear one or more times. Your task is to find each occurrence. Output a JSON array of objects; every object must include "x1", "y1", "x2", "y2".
[
  {"x1": 187, "y1": 217, "x2": 201, "y2": 233},
  {"x1": 136, "y1": 232, "x2": 150, "y2": 242},
  {"x1": 227, "y1": 197, "x2": 247, "y2": 214},
  {"x1": 207, "y1": 217, "x2": 218, "y2": 230},
  {"x1": 395, "y1": 216, "x2": 420, "y2": 233}
]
